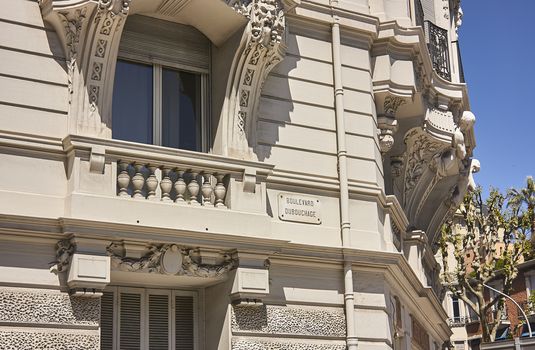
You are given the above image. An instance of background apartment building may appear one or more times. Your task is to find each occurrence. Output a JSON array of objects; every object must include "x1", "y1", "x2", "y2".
[
  {"x1": 0, "y1": 0, "x2": 476, "y2": 349},
  {"x1": 444, "y1": 259, "x2": 535, "y2": 350}
]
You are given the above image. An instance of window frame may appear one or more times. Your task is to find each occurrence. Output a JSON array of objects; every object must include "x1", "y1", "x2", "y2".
[
  {"x1": 102, "y1": 286, "x2": 199, "y2": 350},
  {"x1": 115, "y1": 20, "x2": 211, "y2": 153}
]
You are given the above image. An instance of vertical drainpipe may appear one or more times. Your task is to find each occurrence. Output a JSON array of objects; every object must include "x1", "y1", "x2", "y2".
[{"x1": 330, "y1": 2, "x2": 358, "y2": 349}]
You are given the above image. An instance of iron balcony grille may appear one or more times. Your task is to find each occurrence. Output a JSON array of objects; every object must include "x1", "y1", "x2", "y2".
[
  {"x1": 424, "y1": 21, "x2": 451, "y2": 81},
  {"x1": 447, "y1": 316, "x2": 479, "y2": 327}
]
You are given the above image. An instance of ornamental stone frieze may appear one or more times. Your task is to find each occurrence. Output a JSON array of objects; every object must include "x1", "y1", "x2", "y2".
[
  {"x1": 106, "y1": 243, "x2": 238, "y2": 278},
  {"x1": 39, "y1": 0, "x2": 131, "y2": 138}
]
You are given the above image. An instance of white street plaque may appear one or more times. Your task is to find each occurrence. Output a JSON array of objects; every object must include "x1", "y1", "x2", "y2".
[{"x1": 278, "y1": 193, "x2": 321, "y2": 224}]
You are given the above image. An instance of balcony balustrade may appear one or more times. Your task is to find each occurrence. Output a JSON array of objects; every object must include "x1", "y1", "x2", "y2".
[
  {"x1": 117, "y1": 161, "x2": 228, "y2": 208},
  {"x1": 63, "y1": 135, "x2": 274, "y2": 217}
]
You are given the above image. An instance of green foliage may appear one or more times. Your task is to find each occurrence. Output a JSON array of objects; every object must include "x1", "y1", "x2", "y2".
[{"x1": 440, "y1": 179, "x2": 534, "y2": 343}]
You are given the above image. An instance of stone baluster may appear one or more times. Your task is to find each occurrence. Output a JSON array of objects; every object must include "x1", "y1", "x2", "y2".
[
  {"x1": 174, "y1": 169, "x2": 187, "y2": 203},
  {"x1": 146, "y1": 165, "x2": 158, "y2": 200},
  {"x1": 160, "y1": 167, "x2": 172, "y2": 202},
  {"x1": 132, "y1": 163, "x2": 145, "y2": 199},
  {"x1": 117, "y1": 161, "x2": 131, "y2": 197},
  {"x1": 214, "y1": 173, "x2": 227, "y2": 208},
  {"x1": 201, "y1": 172, "x2": 214, "y2": 206},
  {"x1": 187, "y1": 171, "x2": 200, "y2": 205}
]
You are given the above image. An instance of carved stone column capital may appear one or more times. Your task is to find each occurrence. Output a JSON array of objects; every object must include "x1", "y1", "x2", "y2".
[{"x1": 38, "y1": 0, "x2": 131, "y2": 138}]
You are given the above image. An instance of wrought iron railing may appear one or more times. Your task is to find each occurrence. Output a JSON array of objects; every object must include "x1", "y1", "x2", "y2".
[
  {"x1": 520, "y1": 301, "x2": 535, "y2": 316},
  {"x1": 447, "y1": 316, "x2": 479, "y2": 327},
  {"x1": 424, "y1": 21, "x2": 451, "y2": 81}
]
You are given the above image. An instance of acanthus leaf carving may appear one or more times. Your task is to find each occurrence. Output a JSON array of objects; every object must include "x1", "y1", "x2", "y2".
[
  {"x1": 38, "y1": 0, "x2": 131, "y2": 138},
  {"x1": 395, "y1": 108, "x2": 477, "y2": 242},
  {"x1": 222, "y1": 0, "x2": 288, "y2": 160},
  {"x1": 106, "y1": 243, "x2": 238, "y2": 278},
  {"x1": 51, "y1": 239, "x2": 76, "y2": 273},
  {"x1": 378, "y1": 96, "x2": 406, "y2": 154}
]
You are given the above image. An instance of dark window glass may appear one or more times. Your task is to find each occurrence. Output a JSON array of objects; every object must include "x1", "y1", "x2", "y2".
[
  {"x1": 452, "y1": 296, "x2": 460, "y2": 320},
  {"x1": 112, "y1": 60, "x2": 153, "y2": 144},
  {"x1": 162, "y1": 68, "x2": 201, "y2": 151}
]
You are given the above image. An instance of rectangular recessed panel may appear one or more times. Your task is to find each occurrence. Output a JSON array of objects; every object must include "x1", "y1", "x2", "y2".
[
  {"x1": 175, "y1": 295, "x2": 194, "y2": 350},
  {"x1": 149, "y1": 294, "x2": 169, "y2": 350},
  {"x1": 120, "y1": 293, "x2": 141, "y2": 350},
  {"x1": 100, "y1": 291, "x2": 114, "y2": 350}
]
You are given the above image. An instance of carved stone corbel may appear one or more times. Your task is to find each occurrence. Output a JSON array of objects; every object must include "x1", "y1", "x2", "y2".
[
  {"x1": 378, "y1": 96, "x2": 406, "y2": 154},
  {"x1": 395, "y1": 107, "x2": 476, "y2": 242},
  {"x1": 38, "y1": 0, "x2": 131, "y2": 138},
  {"x1": 221, "y1": 0, "x2": 290, "y2": 160}
]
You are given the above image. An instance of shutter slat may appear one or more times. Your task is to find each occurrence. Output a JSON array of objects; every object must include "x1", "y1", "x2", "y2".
[
  {"x1": 120, "y1": 293, "x2": 141, "y2": 350},
  {"x1": 149, "y1": 294, "x2": 169, "y2": 350},
  {"x1": 120, "y1": 15, "x2": 210, "y2": 72},
  {"x1": 175, "y1": 295, "x2": 194, "y2": 350},
  {"x1": 100, "y1": 291, "x2": 114, "y2": 350}
]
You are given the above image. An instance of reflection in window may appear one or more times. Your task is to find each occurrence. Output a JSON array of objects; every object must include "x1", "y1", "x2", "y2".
[
  {"x1": 452, "y1": 296, "x2": 460, "y2": 321},
  {"x1": 112, "y1": 60, "x2": 202, "y2": 152},
  {"x1": 112, "y1": 60, "x2": 153, "y2": 145},
  {"x1": 162, "y1": 68, "x2": 201, "y2": 151}
]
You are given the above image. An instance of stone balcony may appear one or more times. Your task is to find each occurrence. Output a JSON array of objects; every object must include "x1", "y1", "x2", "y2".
[{"x1": 61, "y1": 135, "x2": 275, "y2": 238}]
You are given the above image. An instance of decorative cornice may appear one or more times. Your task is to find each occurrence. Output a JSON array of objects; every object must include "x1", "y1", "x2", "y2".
[{"x1": 107, "y1": 243, "x2": 238, "y2": 278}]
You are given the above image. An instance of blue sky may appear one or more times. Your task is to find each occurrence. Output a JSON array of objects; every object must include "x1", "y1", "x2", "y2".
[{"x1": 459, "y1": 1, "x2": 534, "y2": 193}]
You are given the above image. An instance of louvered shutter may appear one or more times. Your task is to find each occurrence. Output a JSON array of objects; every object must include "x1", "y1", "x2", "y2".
[
  {"x1": 419, "y1": 0, "x2": 436, "y2": 22},
  {"x1": 120, "y1": 293, "x2": 142, "y2": 350},
  {"x1": 149, "y1": 294, "x2": 169, "y2": 350},
  {"x1": 119, "y1": 15, "x2": 210, "y2": 72},
  {"x1": 100, "y1": 291, "x2": 114, "y2": 350},
  {"x1": 175, "y1": 295, "x2": 194, "y2": 350}
]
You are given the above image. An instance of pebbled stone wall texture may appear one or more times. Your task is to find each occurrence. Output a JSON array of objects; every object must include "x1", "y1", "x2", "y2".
[
  {"x1": 232, "y1": 305, "x2": 345, "y2": 337},
  {"x1": 0, "y1": 287, "x2": 99, "y2": 326},
  {"x1": 232, "y1": 338, "x2": 346, "y2": 350},
  {"x1": 0, "y1": 330, "x2": 99, "y2": 350}
]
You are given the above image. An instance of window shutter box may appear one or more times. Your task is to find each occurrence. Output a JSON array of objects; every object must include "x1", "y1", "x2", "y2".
[
  {"x1": 120, "y1": 15, "x2": 210, "y2": 72},
  {"x1": 230, "y1": 267, "x2": 270, "y2": 301},
  {"x1": 67, "y1": 254, "x2": 110, "y2": 290}
]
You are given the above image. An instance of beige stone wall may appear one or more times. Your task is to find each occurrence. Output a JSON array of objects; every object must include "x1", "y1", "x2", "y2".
[{"x1": 0, "y1": 0, "x2": 68, "y2": 137}]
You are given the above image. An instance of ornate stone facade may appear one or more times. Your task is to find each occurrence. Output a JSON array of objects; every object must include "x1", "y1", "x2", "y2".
[{"x1": 0, "y1": 0, "x2": 474, "y2": 349}]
